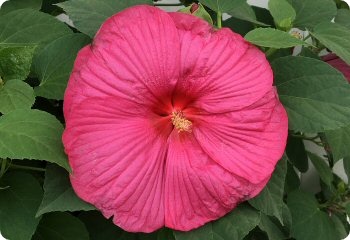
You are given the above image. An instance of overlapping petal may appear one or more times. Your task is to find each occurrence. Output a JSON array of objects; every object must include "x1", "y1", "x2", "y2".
[
  {"x1": 192, "y1": 89, "x2": 288, "y2": 184},
  {"x1": 64, "y1": 5, "x2": 181, "y2": 119},
  {"x1": 165, "y1": 132, "x2": 271, "y2": 230},
  {"x1": 63, "y1": 97, "x2": 170, "y2": 232},
  {"x1": 169, "y1": 12, "x2": 273, "y2": 113}
]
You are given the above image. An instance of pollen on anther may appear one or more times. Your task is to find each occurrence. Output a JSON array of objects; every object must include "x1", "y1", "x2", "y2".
[{"x1": 171, "y1": 111, "x2": 192, "y2": 133}]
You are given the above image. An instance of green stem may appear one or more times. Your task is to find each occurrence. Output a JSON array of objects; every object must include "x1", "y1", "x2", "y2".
[
  {"x1": 319, "y1": 133, "x2": 334, "y2": 168},
  {"x1": 9, "y1": 164, "x2": 46, "y2": 172},
  {"x1": 216, "y1": 11, "x2": 222, "y2": 28},
  {"x1": 290, "y1": 133, "x2": 323, "y2": 146},
  {"x1": 0, "y1": 76, "x2": 4, "y2": 89},
  {"x1": 290, "y1": 133, "x2": 319, "y2": 141},
  {"x1": 0, "y1": 159, "x2": 8, "y2": 178},
  {"x1": 265, "y1": 48, "x2": 277, "y2": 58}
]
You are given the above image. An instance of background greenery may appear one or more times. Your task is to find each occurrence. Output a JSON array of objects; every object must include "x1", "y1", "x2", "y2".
[{"x1": 1, "y1": 0, "x2": 350, "y2": 239}]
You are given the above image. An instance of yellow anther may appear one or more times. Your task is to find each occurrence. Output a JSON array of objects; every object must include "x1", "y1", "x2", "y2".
[{"x1": 171, "y1": 111, "x2": 192, "y2": 133}]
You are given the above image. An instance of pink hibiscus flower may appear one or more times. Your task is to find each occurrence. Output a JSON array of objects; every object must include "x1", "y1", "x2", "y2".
[
  {"x1": 322, "y1": 53, "x2": 350, "y2": 82},
  {"x1": 63, "y1": 5, "x2": 288, "y2": 232}
]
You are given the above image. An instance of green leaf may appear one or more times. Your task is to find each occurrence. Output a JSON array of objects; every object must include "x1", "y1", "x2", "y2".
[
  {"x1": 33, "y1": 212, "x2": 89, "y2": 240},
  {"x1": 344, "y1": 157, "x2": 350, "y2": 180},
  {"x1": 286, "y1": 135, "x2": 308, "y2": 172},
  {"x1": 0, "y1": 44, "x2": 36, "y2": 81},
  {"x1": 228, "y1": 3, "x2": 269, "y2": 26},
  {"x1": 79, "y1": 211, "x2": 138, "y2": 240},
  {"x1": 268, "y1": 0, "x2": 296, "y2": 29},
  {"x1": 57, "y1": 0, "x2": 152, "y2": 38},
  {"x1": 0, "y1": 172, "x2": 43, "y2": 240},
  {"x1": 258, "y1": 214, "x2": 287, "y2": 240},
  {"x1": 307, "y1": 151, "x2": 333, "y2": 186},
  {"x1": 174, "y1": 205, "x2": 260, "y2": 240},
  {"x1": 223, "y1": 17, "x2": 254, "y2": 36},
  {"x1": 0, "y1": 80, "x2": 35, "y2": 114},
  {"x1": 281, "y1": 202, "x2": 292, "y2": 232},
  {"x1": 335, "y1": 9, "x2": 350, "y2": 30},
  {"x1": 272, "y1": 56, "x2": 350, "y2": 132},
  {"x1": 0, "y1": 0, "x2": 42, "y2": 15},
  {"x1": 0, "y1": 9, "x2": 71, "y2": 45},
  {"x1": 287, "y1": 190, "x2": 338, "y2": 240},
  {"x1": 245, "y1": 28, "x2": 306, "y2": 48},
  {"x1": 325, "y1": 124, "x2": 350, "y2": 161},
  {"x1": 178, "y1": 3, "x2": 213, "y2": 25},
  {"x1": 33, "y1": 33, "x2": 90, "y2": 99},
  {"x1": 284, "y1": 161, "x2": 301, "y2": 194},
  {"x1": 249, "y1": 156, "x2": 287, "y2": 222},
  {"x1": 331, "y1": 214, "x2": 349, "y2": 239},
  {"x1": 139, "y1": 228, "x2": 175, "y2": 240},
  {"x1": 299, "y1": 47, "x2": 321, "y2": 59},
  {"x1": 199, "y1": 0, "x2": 246, "y2": 13},
  {"x1": 0, "y1": 109, "x2": 69, "y2": 170},
  {"x1": 290, "y1": 0, "x2": 337, "y2": 29},
  {"x1": 311, "y1": 22, "x2": 350, "y2": 65},
  {"x1": 36, "y1": 164, "x2": 94, "y2": 217}
]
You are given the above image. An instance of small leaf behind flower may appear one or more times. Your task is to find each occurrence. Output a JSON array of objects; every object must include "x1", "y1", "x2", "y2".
[
  {"x1": 174, "y1": 205, "x2": 260, "y2": 240},
  {"x1": 36, "y1": 164, "x2": 95, "y2": 217},
  {"x1": 287, "y1": 190, "x2": 338, "y2": 240},
  {"x1": 249, "y1": 155, "x2": 288, "y2": 223},
  {"x1": 245, "y1": 28, "x2": 306, "y2": 48}
]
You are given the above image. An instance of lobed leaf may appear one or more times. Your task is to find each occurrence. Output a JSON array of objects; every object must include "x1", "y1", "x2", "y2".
[
  {"x1": 335, "y1": 9, "x2": 350, "y2": 30},
  {"x1": 228, "y1": 3, "x2": 269, "y2": 26},
  {"x1": 33, "y1": 33, "x2": 90, "y2": 100},
  {"x1": 199, "y1": 0, "x2": 246, "y2": 13},
  {"x1": 272, "y1": 56, "x2": 350, "y2": 132},
  {"x1": 0, "y1": 80, "x2": 35, "y2": 114},
  {"x1": 287, "y1": 190, "x2": 339, "y2": 240},
  {"x1": 174, "y1": 205, "x2": 260, "y2": 240},
  {"x1": 36, "y1": 164, "x2": 95, "y2": 217},
  {"x1": 249, "y1": 155, "x2": 287, "y2": 223},
  {"x1": 0, "y1": 9, "x2": 71, "y2": 45},
  {"x1": 311, "y1": 22, "x2": 350, "y2": 65},
  {"x1": 0, "y1": 44, "x2": 36, "y2": 81},
  {"x1": 290, "y1": 0, "x2": 337, "y2": 29},
  {"x1": 57, "y1": 0, "x2": 153, "y2": 38},
  {"x1": 0, "y1": 109, "x2": 69, "y2": 170},
  {"x1": 0, "y1": 0, "x2": 42, "y2": 15},
  {"x1": 258, "y1": 214, "x2": 287, "y2": 240},
  {"x1": 325, "y1": 124, "x2": 350, "y2": 161}
]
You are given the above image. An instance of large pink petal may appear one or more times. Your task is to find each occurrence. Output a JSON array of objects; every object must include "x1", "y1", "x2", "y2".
[
  {"x1": 64, "y1": 5, "x2": 180, "y2": 117},
  {"x1": 63, "y1": 97, "x2": 171, "y2": 232},
  {"x1": 169, "y1": 12, "x2": 273, "y2": 113},
  {"x1": 164, "y1": 132, "x2": 271, "y2": 230},
  {"x1": 192, "y1": 89, "x2": 288, "y2": 184}
]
